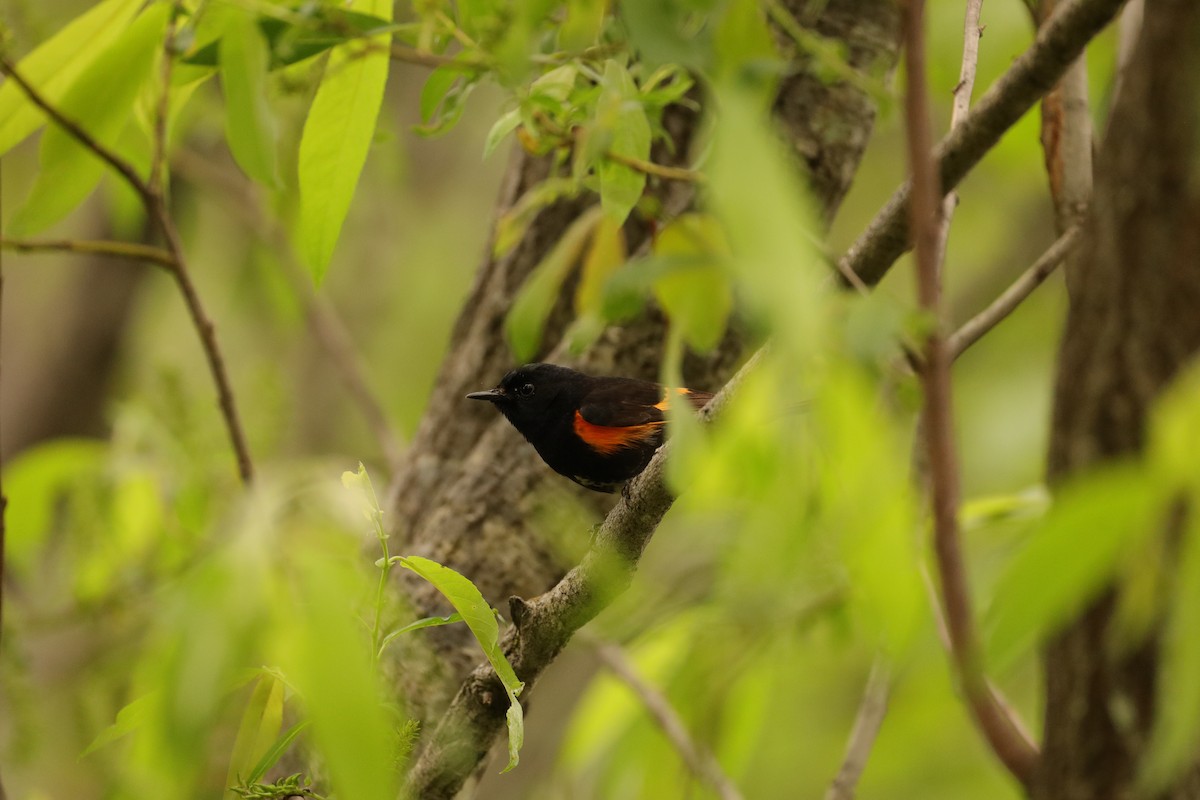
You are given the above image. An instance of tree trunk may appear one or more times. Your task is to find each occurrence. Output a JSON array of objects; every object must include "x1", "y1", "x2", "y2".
[
  {"x1": 1037, "y1": 0, "x2": 1200, "y2": 796},
  {"x1": 385, "y1": 0, "x2": 902, "y2": 721}
]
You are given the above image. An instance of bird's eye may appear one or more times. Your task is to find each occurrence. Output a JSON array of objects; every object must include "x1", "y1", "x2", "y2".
[{"x1": 517, "y1": 383, "x2": 535, "y2": 398}]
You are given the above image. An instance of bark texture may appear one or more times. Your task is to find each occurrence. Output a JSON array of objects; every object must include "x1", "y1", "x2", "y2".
[
  {"x1": 385, "y1": 0, "x2": 902, "y2": 722},
  {"x1": 1037, "y1": 0, "x2": 1200, "y2": 796}
]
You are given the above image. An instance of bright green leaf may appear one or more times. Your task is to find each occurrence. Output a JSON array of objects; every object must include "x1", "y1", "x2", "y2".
[
  {"x1": 575, "y1": 215, "x2": 627, "y2": 314},
  {"x1": 985, "y1": 464, "x2": 1160, "y2": 672},
  {"x1": 81, "y1": 692, "x2": 157, "y2": 757},
  {"x1": 560, "y1": 0, "x2": 609, "y2": 52},
  {"x1": 505, "y1": 205, "x2": 605, "y2": 360},
  {"x1": 225, "y1": 674, "x2": 284, "y2": 789},
  {"x1": 483, "y1": 108, "x2": 522, "y2": 158},
  {"x1": 8, "y1": 4, "x2": 168, "y2": 235},
  {"x1": 220, "y1": 7, "x2": 280, "y2": 186},
  {"x1": 296, "y1": 0, "x2": 393, "y2": 282},
  {"x1": 245, "y1": 722, "x2": 310, "y2": 784},
  {"x1": 494, "y1": 177, "x2": 582, "y2": 257},
  {"x1": 0, "y1": 0, "x2": 142, "y2": 155}
]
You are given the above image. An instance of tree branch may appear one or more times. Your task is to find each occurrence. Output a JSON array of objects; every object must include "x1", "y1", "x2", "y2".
[
  {"x1": 591, "y1": 639, "x2": 744, "y2": 800},
  {"x1": 0, "y1": 48, "x2": 256, "y2": 485},
  {"x1": 0, "y1": 237, "x2": 177, "y2": 269},
  {"x1": 949, "y1": 224, "x2": 1081, "y2": 359},
  {"x1": 902, "y1": 0, "x2": 1038, "y2": 787},
  {"x1": 825, "y1": 659, "x2": 891, "y2": 800},
  {"x1": 839, "y1": 0, "x2": 1125, "y2": 288}
]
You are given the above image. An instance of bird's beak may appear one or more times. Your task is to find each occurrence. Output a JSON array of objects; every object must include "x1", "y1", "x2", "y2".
[{"x1": 466, "y1": 388, "x2": 504, "y2": 402}]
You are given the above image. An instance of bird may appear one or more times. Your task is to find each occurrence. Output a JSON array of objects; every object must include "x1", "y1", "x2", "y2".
[{"x1": 466, "y1": 363, "x2": 713, "y2": 492}]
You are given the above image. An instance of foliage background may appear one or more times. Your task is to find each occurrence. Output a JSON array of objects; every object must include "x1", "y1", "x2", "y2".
[{"x1": 0, "y1": 0, "x2": 1132, "y2": 798}]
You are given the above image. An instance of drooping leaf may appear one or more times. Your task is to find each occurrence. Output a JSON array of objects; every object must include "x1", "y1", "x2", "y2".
[
  {"x1": 0, "y1": 0, "x2": 142, "y2": 155},
  {"x1": 8, "y1": 4, "x2": 168, "y2": 235},
  {"x1": 985, "y1": 464, "x2": 1160, "y2": 672},
  {"x1": 483, "y1": 108, "x2": 522, "y2": 158},
  {"x1": 296, "y1": 0, "x2": 393, "y2": 282},
  {"x1": 399, "y1": 556, "x2": 525, "y2": 771},
  {"x1": 181, "y1": 9, "x2": 398, "y2": 69},
  {"x1": 245, "y1": 722, "x2": 310, "y2": 785},
  {"x1": 414, "y1": 66, "x2": 479, "y2": 136},
  {"x1": 220, "y1": 7, "x2": 280, "y2": 185},
  {"x1": 505, "y1": 205, "x2": 605, "y2": 360}
]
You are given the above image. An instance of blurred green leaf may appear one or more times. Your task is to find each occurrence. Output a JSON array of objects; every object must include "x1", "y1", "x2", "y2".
[
  {"x1": 8, "y1": 3, "x2": 168, "y2": 235},
  {"x1": 506, "y1": 205, "x2": 604, "y2": 360},
  {"x1": 961, "y1": 486, "x2": 1050, "y2": 531},
  {"x1": 81, "y1": 692, "x2": 157, "y2": 758},
  {"x1": 1143, "y1": 504, "x2": 1200, "y2": 790},
  {"x1": 985, "y1": 464, "x2": 1160, "y2": 672},
  {"x1": 399, "y1": 555, "x2": 525, "y2": 771},
  {"x1": 483, "y1": 108, "x2": 521, "y2": 158},
  {"x1": 181, "y1": 9, "x2": 398, "y2": 69},
  {"x1": 245, "y1": 722, "x2": 310, "y2": 785},
  {"x1": 0, "y1": 0, "x2": 142, "y2": 155},
  {"x1": 220, "y1": 7, "x2": 280, "y2": 186},
  {"x1": 594, "y1": 61, "x2": 650, "y2": 223},
  {"x1": 296, "y1": 0, "x2": 393, "y2": 282},
  {"x1": 3, "y1": 439, "x2": 107, "y2": 570},
  {"x1": 414, "y1": 67, "x2": 478, "y2": 136},
  {"x1": 226, "y1": 674, "x2": 285, "y2": 789},
  {"x1": 560, "y1": 0, "x2": 609, "y2": 52},
  {"x1": 651, "y1": 214, "x2": 733, "y2": 352},
  {"x1": 494, "y1": 176, "x2": 583, "y2": 257},
  {"x1": 712, "y1": 0, "x2": 780, "y2": 91},
  {"x1": 575, "y1": 214, "x2": 627, "y2": 314},
  {"x1": 1148, "y1": 361, "x2": 1200, "y2": 493}
]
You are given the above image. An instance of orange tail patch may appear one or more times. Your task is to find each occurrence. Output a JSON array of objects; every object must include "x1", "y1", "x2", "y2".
[{"x1": 573, "y1": 411, "x2": 664, "y2": 455}]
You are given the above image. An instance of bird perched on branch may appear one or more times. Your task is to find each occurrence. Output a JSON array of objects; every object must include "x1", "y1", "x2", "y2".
[{"x1": 467, "y1": 363, "x2": 712, "y2": 493}]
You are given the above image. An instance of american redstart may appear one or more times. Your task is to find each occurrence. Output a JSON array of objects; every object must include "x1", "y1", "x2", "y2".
[{"x1": 467, "y1": 363, "x2": 712, "y2": 492}]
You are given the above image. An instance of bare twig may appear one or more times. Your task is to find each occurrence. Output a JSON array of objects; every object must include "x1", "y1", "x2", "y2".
[
  {"x1": 825, "y1": 660, "x2": 891, "y2": 800},
  {"x1": 932, "y1": 0, "x2": 985, "y2": 268},
  {"x1": 949, "y1": 224, "x2": 1081, "y2": 358},
  {"x1": 0, "y1": 237, "x2": 177, "y2": 269},
  {"x1": 591, "y1": 639, "x2": 744, "y2": 800},
  {"x1": 902, "y1": 0, "x2": 1038, "y2": 787},
  {"x1": 0, "y1": 50, "x2": 256, "y2": 484},
  {"x1": 604, "y1": 150, "x2": 706, "y2": 183},
  {"x1": 838, "y1": 0, "x2": 1126, "y2": 288},
  {"x1": 148, "y1": 7, "x2": 177, "y2": 195}
]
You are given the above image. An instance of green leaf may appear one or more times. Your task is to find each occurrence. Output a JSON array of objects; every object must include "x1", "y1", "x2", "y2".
[
  {"x1": 712, "y1": 0, "x2": 780, "y2": 92},
  {"x1": 226, "y1": 674, "x2": 285, "y2": 789},
  {"x1": 493, "y1": 177, "x2": 582, "y2": 257},
  {"x1": 182, "y1": 9, "x2": 399, "y2": 69},
  {"x1": 378, "y1": 613, "x2": 466, "y2": 657},
  {"x1": 0, "y1": 0, "x2": 142, "y2": 155},
  {"x1": 505, "y1": 205, "x2": 605, "y2": 360},
  {"x1": 594, "y1": 61, "x2": 650, "y2": 224},
  {"x1": 81, "y1": 692, "x2": 157, "y2": 757},
  {"x1": 220, "y1": 7, "x2": 280, "y2": 186},
  {"x1": 559, "y1": 0, "x2": 609, "y2": 52},
  {"x1": 413, "y1": 67, "x2": 478, "y2": 137},
  {"x1": 1148, "y1": 361, "x2": 1200, "y2": 493},
  {"x1": 483, "y1": 108, "x2": 522, "y2": 158},
  {"x1": 399, "y1": 555, "x2": 525, "y2": 771},
  {"x1": 985, "y1": 464, "x2": 1159, "y2": 672},
  {"x1": 245, "y1": 722, "x2": 310, "y2": 785},
  {"x1": 651, "y1": 214, "x2": 733, "y2": 352},
  {"x1": 1143, "y1": 506, "x2": 1200, "y2": 790},
  {"x1": 8, "y1": 4, "x2": 168, "y2": 235},
  {"x1": 296, "y1": 0, "x2": 393, "y2": 282},
  {"x1": 574, "y1": 215, "x2": 627, "y2": 314}
]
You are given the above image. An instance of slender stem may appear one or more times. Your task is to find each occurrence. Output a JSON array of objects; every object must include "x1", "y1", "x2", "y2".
[
  {"x1": 592, "y1": 640, "x2": 744, "y2": 800},
  {"x1": 0, "y1": 47, "x2": 256, "y2": 485},
  {"x1": 902, "y1": 0, "x2": 1038, "y2": 787},
  {"x1": 0, "y1": 237, "x2": 177, "y2": 269},
  {"x1": 949, "y1": 225, "x2": 1081, "y2": 359},
  {"x1": 149, "y1": 8, "x2": 177, "y2": 195},
  {"x1": 825, "y1": 660, "x2": 891, "y2": 800},
  {"x1": 604, "y1": 150, "x2": 706, "y2": 183}
]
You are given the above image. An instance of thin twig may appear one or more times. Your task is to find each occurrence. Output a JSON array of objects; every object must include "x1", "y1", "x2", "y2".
[
  {"x1": 902, "y1": 0, "x2": 1038, "y2": 787},
  {"x1": 605, "y1": 150, "x2": 706, "y2": 183},
  {"x1": 0, "y1": 237, "x2": 177, "y2": 269},
  {"x1": 932, "y1": 0, "x2": 984, "y2": 268},
  {"x1": 388, "y1": 43, "x2": 484, "y2": 70},
  {"x1": 148, "y1": 8, "x2": 177, "y2": 195},
  {"x1": 825, "y1": 659, "x2": 891, "y2": 800},
  {"x1": 0, "y1": 49, "x2": 256, "y2": 485},
  {"x1": 949, "y1": 224, "x2": 1081, "y2": 358},
  {"x1": 591, "y1": 639, "x2": 744, "y2": 800},
  {"x1": 171, "y1": 149, "x2": 405, "y2": 474}
]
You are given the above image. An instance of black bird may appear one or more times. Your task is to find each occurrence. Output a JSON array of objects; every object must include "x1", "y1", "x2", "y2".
[{"x1": 467, "y1": 363, "x2": 712, "y2": 492}]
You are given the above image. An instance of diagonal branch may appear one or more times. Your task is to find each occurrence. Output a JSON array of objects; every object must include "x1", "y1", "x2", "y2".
[
  {"x1": 949, "y1": 224, "x2": 1081, "y2": 359},
  {"x1": 825, "y1": 659, "x2": 891, "y2": 800},
  {"x1": 839, "y1": 0, "x2": 1125, "y2": 288},
  {"x1": 591, "y1": 639, "x2": 744, "y2": 800},
  {"x1": 0, "y1": 49, "x2": 255, "y2": 484}
]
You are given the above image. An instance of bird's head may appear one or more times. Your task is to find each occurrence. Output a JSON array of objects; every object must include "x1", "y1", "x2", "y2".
[{"x1": 466, "y1": 363, "x2": 584, "y2": 432}]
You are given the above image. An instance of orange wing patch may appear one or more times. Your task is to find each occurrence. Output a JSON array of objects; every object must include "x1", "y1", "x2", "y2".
[
  {"x1": 653, "y1": 387, "x2": 693, "y2": 412},
  {"x1": 573, "y1": 411, "x2": 664, "y2": 455}
]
